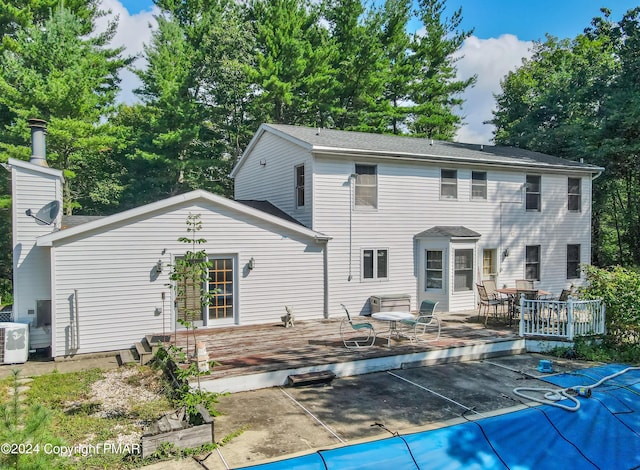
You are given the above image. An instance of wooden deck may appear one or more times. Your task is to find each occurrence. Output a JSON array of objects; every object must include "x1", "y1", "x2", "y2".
[{"x1": 162, "y1": 311, "x2": 521, "y2": 383}]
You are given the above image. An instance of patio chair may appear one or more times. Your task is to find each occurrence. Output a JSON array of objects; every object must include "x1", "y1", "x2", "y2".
[
  {"x1": 340, "y1": 304, "x2": 376, "y2": 349},
  {"x1": 482, "y1": 279, "x2": 498, "y2": 298},
  {"x1": 516, "y1": 279, "x2": 534, "y2": 290},
  {"x1": 401, "y1": 300, "x2": 440, "y2": 342},
  {"x1": 477, "y1": 283, "x2": 505, "y2": 326}
]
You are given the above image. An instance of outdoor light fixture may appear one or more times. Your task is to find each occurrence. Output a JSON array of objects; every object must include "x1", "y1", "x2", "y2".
[
  {"x1": 503, "y1": 248, "x2": 509, "y2": 258},
  {"x1": 259, "y1": 159, "x2": 267, "y2": 166},
  {"x1": 248, "y1": 257, "x2": 255, "y2": 270},
  {"x1": 155, "y1": 259, "x2": 163, "y2": 273}
]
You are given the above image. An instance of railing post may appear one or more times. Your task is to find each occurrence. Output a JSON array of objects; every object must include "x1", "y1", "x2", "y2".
[
  {"x1": 519, "y1": 294, "x2": 525, "y2": 336},
  {"x1": 567, "y1": 295, "x2": 574, "y2": 340}
]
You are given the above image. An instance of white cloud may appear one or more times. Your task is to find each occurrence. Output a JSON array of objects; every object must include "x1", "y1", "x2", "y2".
[
  {"x1": 96, "y1": 0, "x2": 158, "y2": 104},
  {"x1": 455, "y1": 34, "x2": 533, "y2": 144}
]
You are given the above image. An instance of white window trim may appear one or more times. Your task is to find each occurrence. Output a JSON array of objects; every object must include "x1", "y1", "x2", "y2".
[
  {"x1": 361, "y1": 247, "x2": 389, "y2": 282},
  {"x1": 471, "y1": 171, "x2": 488, "y2": 200},
  {"x1": 568, "y1": 177, "x2": 582, "y2": 213},
  {"x1": 525, "y1": 245, "x2": 541, "y2": 281},
  {"x1": 353, "y1": 164, "x2": 378, "y2": 210},
  {"x1": 567, "y1": 244, "x2": 581, "y2": 279},
  {"x1": 453, "y1": 248, "x2": 474, "y2": 292},
  {"x1": 295, "y1": 164, "x2": 305, "y2": 208},
  {"x1": 525, "y1": 175, "x2": 541, "y2": 212},
  {"x1": 440, "y1": 169, "x2": 458, "y2": 200},
  {"x1": 425, "y1": 249, "x2": 445, "y2": 291}
]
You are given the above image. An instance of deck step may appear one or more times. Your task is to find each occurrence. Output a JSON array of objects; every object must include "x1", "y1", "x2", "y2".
[
  {"x1": 145, "y1": 334, "x2": 171, "y2": 354},
  {"x1": 118, "y1": 348, "x2": 137, "y2": 366},
  {"x1": 135, "y1": 341, "x2": 153, "y2": 365},
  {"x1": 287, "y1": 370, "x2": 336, "y2": 387}
]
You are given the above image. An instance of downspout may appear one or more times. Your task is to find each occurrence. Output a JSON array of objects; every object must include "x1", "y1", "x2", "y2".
[
  {"x1": 49, "y1": 246, "x2": 56, "y2": 358},
  {"x1": 323, "y1": 241, "x2": 329, "y2": 319}
]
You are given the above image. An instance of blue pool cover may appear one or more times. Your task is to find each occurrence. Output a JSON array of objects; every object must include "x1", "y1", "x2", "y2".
[{"x1": 239, "y1": 364, "x2": 640, "y2": 470}]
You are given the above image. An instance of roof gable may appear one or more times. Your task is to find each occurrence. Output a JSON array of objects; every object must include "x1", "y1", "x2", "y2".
[{"x1": 37, "y1": 190, "x2": 329, "y2": 246}]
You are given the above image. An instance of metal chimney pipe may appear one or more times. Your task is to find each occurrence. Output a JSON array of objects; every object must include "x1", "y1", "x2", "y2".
[{"x1": 28, "y1": 118, "x2": 48, "y2": 167}]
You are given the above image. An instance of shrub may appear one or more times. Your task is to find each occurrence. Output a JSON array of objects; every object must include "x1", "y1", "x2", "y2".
[{"x1": 580, "y1": 265, "x2": 640, "y2": 344}]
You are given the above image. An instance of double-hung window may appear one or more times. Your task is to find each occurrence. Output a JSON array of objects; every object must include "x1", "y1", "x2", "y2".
[
  {"x1": 472, "y1": 171, "x2": 487, "y2": 199},
  {"x1": 526, "y1": 175, "x2": 541, "y2": 211},
  {"x1": 441, "y1": 169, "x2": 457, "y2": 199},
  {"x1": 354, "y1": 164, "x2": 377, "y2": 208},
  {"x1": 525, "y1": 245, "x2": 541, "y2": 281},
  {"x1": 454, "y1": 249, "x2": 473, "y2": 291},
  {"x1": 363, "y1": 249, "x2": 388, "y2": 280},
  {"x1": 568, "y1": 177, "x2": 581, "y2": 212},
  {"x1": 295, "y1": 164, "x2": 305, "y2": 207},
  {"x1": 567, "y1": 244, "x2": 581, "y2": 279},
  {"x1": 425, "y1": 250, "x2": 443, "y2": 289}
]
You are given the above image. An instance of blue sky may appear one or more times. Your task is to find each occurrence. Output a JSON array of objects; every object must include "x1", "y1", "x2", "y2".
[{"x1": 111, "y1": 0, "x2": 639, "y2": 143}]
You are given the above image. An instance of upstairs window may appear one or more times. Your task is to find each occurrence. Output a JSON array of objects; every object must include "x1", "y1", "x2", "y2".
[
  {"x1": 441, "y1": 169, "x2": 457, "y2": 199},
  {"x1": 355, "y1": 164, "x2": 377, "y2": 208},
  {"x1": 525, "y1": 245, "x2": 541, "y2": 281},
  {"x1": 295, "y1": 165, "x2": 305, "y2": 207},
  {"x1": 567, "y1": 244, "x2": 581, "y2": 279},
  {"x1": 472, "y1": 171, "x2": 487, "y2": 199},
  {"x1": 568, "y1": 177, "x2": 581, "y2": 212},
  {"x1": 363, "y1": 249, "x2": 388, "y2": 280},
  {"x1": 526, "y1": 175, "x2": 541, "y2": 211}
]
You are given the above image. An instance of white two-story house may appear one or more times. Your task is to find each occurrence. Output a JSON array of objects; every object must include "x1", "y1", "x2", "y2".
[
  {"x1": 8, "y1": 122, "x2": 603, "y2": 357},
  {"x1": 232, "y1": 124, "x2": 603, "y2": 314}
]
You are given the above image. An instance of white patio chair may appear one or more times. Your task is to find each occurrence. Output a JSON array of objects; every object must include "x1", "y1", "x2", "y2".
[
  {"x1": 401, "y1": 300, "x2": 440, "y2": 342},
  {"x1": 340, "y1": 304, "x2": 376, "y2": 349}
]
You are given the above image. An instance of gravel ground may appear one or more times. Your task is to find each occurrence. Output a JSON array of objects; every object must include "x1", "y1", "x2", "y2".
[{"x1": 66, "y1": 367, "x2": 172, "y2": 448}]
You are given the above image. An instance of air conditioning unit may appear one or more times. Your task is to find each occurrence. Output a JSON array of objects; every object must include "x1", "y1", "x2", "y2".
[{"x1": 0, "y1": 322, "x2": 29, "y2": 364}]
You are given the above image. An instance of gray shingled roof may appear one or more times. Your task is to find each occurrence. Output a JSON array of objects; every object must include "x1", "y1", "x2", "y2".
[
  {"x1": 264, "y1": 124, "x2": 603, "y2": 172},
  {"x1": 415, "y1": 226, "x2": 482, "y2": 238},
  {"x1": 236, "y1": 200, "x2": 304, "y2": 226}
]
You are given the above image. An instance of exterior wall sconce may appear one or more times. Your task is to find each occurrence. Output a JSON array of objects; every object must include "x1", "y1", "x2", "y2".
[
  {"x1": 259, "y1": 159, "x2": 267, "y2": 167},
  {"x1": 155, "y1": 259, "x2": 163, "y2": 273},
  {"x1": 503, "y1": 248, "x2": 509, "y2": 258},
  {"x1": 248, "y1": 257, "x2": 255, "y2": 270}
]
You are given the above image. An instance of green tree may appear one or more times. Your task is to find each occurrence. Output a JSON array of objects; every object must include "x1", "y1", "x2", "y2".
[
  {"x1": 491, "y1": 8, "x2": 640, "y2": 267},
  {"x1": 0, "y1": 5, "x2": 132, "y2": 214},
  {"x1": 407, "y1": 0, "x2": 476, "y2": 139},
  {"x1": 322, "y1": 0, "x2": 387, "y2": 130},
  {"x1": 378, "y1": 0, "x2": 413, "y2": 134},
  {"x1": 134, "y1": 0, "x2": 254, "y2": 199}
]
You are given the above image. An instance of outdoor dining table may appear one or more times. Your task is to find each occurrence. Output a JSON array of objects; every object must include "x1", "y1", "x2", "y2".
[
  {"x1": 371, "y1": 311, "x2": 415, "y2": 347},
  {"x1": 496, "y1": 288, "x2": 552, "y2": 324}
]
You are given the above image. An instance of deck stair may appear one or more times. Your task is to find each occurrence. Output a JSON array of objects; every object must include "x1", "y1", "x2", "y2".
[{"x1": 118, "y1": 335, "x2": 171, "y2": 366}]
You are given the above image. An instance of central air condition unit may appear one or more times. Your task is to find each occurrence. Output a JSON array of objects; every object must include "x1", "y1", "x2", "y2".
[{"x1": 0, "y1": 322, "x2": 29, "y2": 364}]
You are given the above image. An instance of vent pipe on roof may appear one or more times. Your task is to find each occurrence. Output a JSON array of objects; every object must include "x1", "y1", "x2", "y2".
[{"x1": 28, "y1": 118, "x2": 48, "y2": 167}]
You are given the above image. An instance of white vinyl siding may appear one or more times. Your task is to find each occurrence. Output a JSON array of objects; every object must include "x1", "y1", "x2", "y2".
[
  {"x1": 49, "y1": 202, "x2": 325, "y2": 357},
  {"x1": 10, "y1": 162, "x2": 63, "y2": 349},
  {"x1": 233, "y1": 132, "x2": 313, "y2": 226},
  {"x1": 312, "y1": 156, "x2": 593, "y2": 313}
]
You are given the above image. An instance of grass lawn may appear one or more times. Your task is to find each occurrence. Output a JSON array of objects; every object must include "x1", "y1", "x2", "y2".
[{"x1": 0, "y1": 365, "x2": 174, "y2": 469}]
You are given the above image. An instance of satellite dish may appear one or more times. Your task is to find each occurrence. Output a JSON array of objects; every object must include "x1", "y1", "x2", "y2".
[{"x1": 26, "y1": 200, "x2": 60, "y2": 225}]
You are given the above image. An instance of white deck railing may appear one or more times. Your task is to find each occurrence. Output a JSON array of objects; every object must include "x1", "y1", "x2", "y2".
[{"x1": 518, "y1": 296, "x2": 606, "y2": 340}]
